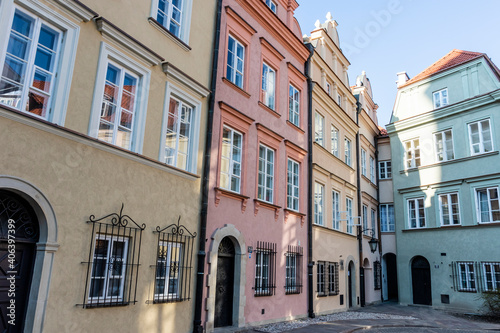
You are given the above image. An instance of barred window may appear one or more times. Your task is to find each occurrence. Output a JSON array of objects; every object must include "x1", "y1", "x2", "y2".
[
  {"x1": 483, "y1": 262, "x2": 500, "y2": 291},
  {"x1": 328, "y1": 262, "x2": 339, "y2": 295},
  {"x1": 82, "y1": 205, "x2": 145, "y2": 308},
  {"x1": 254, "y1": 241, "x2": 276, "y2": 296},
  {"x1": 453, "y1": 262, "x2": 477, "y2": 292},
  {"x1": 374, "y1": 261, "x2": 382, "y2": 290},
  {"x1": 317, "y1": 261, "x2": 326, "y2": 296},
  {"x1": 285, "y1": 245, "x2": 303, "y2": 295}
]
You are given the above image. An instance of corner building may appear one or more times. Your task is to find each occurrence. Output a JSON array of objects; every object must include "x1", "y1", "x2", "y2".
[{"x1": 200, "y1": 0, "x2": 310, "y2": 331}]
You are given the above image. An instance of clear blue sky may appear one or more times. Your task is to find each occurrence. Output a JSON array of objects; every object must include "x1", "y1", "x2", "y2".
[{"x1": 294, "y1": 0, "x2": 500, "y2": 127}]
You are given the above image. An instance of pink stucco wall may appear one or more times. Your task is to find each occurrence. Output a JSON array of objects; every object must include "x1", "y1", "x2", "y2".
[{"x1": 202, "y1": 0, "x2": 310, "y2": 329}]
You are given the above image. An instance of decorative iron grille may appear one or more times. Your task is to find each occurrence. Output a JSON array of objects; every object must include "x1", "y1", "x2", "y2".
[
  {"x1": 374, "y1": 260, "x2": 382, "y2": 290},
  {"x1": 317, "y1": 261, "x2": 326, "y2": 296},
  {"x1": 80, "y1": 204, "x2": 145, "y2": 308},
  {"x1": 328, "y1": 262, "x2": 339, "y2": 295},
  {"x1": 153, "y1": 216, "x2": 196, "y2": 303},
  {"x1": 0, "y1": 190, "x2": 39, "y2": 242},
  {"x1": 285, "y1": 245, "x2": 303, "y2": 295},
  {"x1": 254, "y1": 241, "x2": 276, "y2": 296},
  {"x1": 451, "y1": 261, "x2": 490, "y2": 293},
  {"x1": 317, "y1": 261, "x2": 339, "y2": 296}
]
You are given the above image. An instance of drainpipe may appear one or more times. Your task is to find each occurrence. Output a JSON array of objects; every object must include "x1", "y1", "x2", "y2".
[
  {"x1": 375, "y1": 135, "x2": 383, "y2": 303},
  {"x1": 305, "y1": 43, "x2": 315, "y2": 319},
  {"x1": 193, "y1": 0, "x2": 222, "y2": 331},
  {"x1": 355, "y1": 97, "x2": 365, "y2": 307}
]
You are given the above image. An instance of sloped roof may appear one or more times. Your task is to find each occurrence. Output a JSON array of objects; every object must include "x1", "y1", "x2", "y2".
[{"x1": 400, "y1": 49, "x2": 487, "y2": 88}]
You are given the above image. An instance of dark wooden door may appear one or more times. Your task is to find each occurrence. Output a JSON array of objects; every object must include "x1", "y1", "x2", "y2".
[
  {"x1": 412, "y1": 256, "x2": 431, "y2": 305},
  {"x1": 214, "y1": 238, "x2": 235, "y2": 328},
  {"x1": 386, "y1": 254, "x2": 398, "y2": 300},
  {"x1": 348, "y1": 263, "x2": 353, "y2": 307}
]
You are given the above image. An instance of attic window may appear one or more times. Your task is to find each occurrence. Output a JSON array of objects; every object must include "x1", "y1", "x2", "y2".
[
  {"x1": 265, "y1": 0, "x2": 277, "y2": 13},
  {"x1": 433, "y1": 88, "x2": 448, "y2": 108}
]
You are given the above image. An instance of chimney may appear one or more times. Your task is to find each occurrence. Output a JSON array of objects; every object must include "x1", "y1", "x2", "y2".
[{"x1": 396, "y1": 71, "x2": 410, "y2": 87}]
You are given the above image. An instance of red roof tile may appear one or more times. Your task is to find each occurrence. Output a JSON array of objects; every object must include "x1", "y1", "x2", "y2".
[{"x1": 400, "y1": 49, "x2": 484, "y2": 88}]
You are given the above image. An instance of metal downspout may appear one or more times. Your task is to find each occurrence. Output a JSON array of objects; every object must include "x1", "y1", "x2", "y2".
[{"x1": 355, "y1": 99, "x2": 365, "y2": 307}]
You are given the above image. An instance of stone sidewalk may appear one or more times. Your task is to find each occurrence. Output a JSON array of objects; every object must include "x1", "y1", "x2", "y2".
[{"x1": 235, "y1": 302, "x2": 500, "y2": 333}]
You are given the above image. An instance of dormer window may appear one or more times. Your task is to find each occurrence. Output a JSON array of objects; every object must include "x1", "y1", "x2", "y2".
[
  {"x1": 265, "y1": 0, "x2": 277, "y2": 13},
  {"x1": 433, "y1": 88, "x2": 448, "y2": 109}
]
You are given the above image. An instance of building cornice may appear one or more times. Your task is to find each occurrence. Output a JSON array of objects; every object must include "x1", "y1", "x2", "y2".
[{"x1": 52, "y1": 0, "x2": 98, "y2": 21}]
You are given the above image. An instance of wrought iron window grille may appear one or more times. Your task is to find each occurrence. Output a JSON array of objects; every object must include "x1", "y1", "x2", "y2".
[
  {"x1": 328, "y1": 262, "x2": 340, "y2": 295},
  {"x1": 451, "y1": 261, "x2": 492, "y2": 293},
  {"x1": 374, "y1": 261, "x2": 382, "y2": 290},
  {"x1": 317, "y1": 261, "x2": 339, "y2": 296},
  {"x1": 151, "y1": 216, "x2": 196, "y2": 304},
  {"x1": 254, "y1": 241, "x2": 277, "y2": 296},
  {"x1": 285, "y1": 245, "x2": 303, "y2": 295},
  {"x1": 80, "y1": 204, "x2": 145, "y2": 308},
  {"x1": 316, "y1": 261, "x2": 326, "y2": 296}
]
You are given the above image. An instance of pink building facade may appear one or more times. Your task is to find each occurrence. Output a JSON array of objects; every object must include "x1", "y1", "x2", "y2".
[{"x1": 200, "y1": 0, "x2": 310, "y2": 331}]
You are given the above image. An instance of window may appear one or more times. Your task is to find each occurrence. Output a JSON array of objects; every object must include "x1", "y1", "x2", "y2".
[
  {"x1": 0, "y1": 4, "x2": 78, "y2": 125},
  {"x1": 370, "y1": 156, "x2": 375, "y2": 183},
  {"x1": 379, "y1": 161, "x2": 392, "y2": 179},
  {"x1": 257, "y1": 144, "x2": 275, "y2": 203},
  {"x1": 344, "y1": 138, "x2": 351, "y2": 166},
  {"x1": 220, "y1": 126, "x2": 242, "y2": 193},
  {"x1": 362, "y1": 205, "x2": 368, "y2": 235},
  {"x1": 439, "y1": 193, "x2": 460, "y2": 226},
  {"x1": 404, "y1": 139, "x2": 420, "y2": 168},
  {"x1": 332, "y1": 190, "x2": 340, "y2": 230},
  {"x1": 476, "y1": 187, "x2": 500, "y2": 223},
  {"x1": 326, "y1": 82, "x2": 331, "y2": 95},
  {"x1": 434, "y1": 129, "x2": 454, "y2": 162},
  {"x1": 346, "y1": 197, "x2": 353, "y2": 234},
  {"x1": 285, "y1": 245, "x2": 303, "y2": 294},
  {"x1": 433, "y1": 88, "x2": 448, "y2": 108},
  {"x1": 457, "y1": 262, "x2": 476, "y2": 292},
  {"x1": 361, "y1": 149, "x2": 367, "y2": 176},
  {"x1": 163, "y1": 96, "x2": 194, "y2": 170},
  {"x1": 89, "y1": 235, "x2": 128, "y2": 303},
  {"x1": 314, "y1": 182, "x2": 324, "y2": 226},
  {"x1": 337, "y1": 93, "x2": 342, "y2": 107},
  {"x1": 289, "y1": 84, "x2": 300, "y2": 126},
  {"x1": 265, "y1": 0, "x2": 277, "y2": 12},
  {"x1": 287, "y1": 159, "x2": 299, "y2": 211},
  {"x1": 317, "y1": 261, "x2": 325, "y2": 296},
  {"x1": 380, "y1": 204, "x2": 394, "y2": 232},
  {"x1": 262, "y1": 62, "x2": 275, "y2": 110},
  {"x1": 469, "y1": 119, "x2": 493, "y2": 155},
  {"x1": 314, "y1": 112, "x2": 324, "y2": 146},
  {"x1": 155, "y1": 0, "x2": 186, "y2": 39},
  {"x1": 408, "y1": 198, "x2": 425, "y2": 229},
  {"x1": 226, "y1": 35, "x2": 244, "y2": 88},
  {"x1": 328, "y1": 262, "x2": 339, "y2": 295},
  {"x1": 331, "y1": 126, "x2": 338, "y2": 157},
  {"x1": 483, "y1": 262, "x2": 500, "y2": 291},
  {"x1": 155, "y1": 242, "x2": 182, "y2": 301},
  {"x1": 374, "y1": 261, "x2": 381, "y2": 290},
  {"x1": 254, "y1": 241, "x2": 276, "y2": 296},
  {"x1": 371, "y1": 209, "x2": 376, "y2": 234}
]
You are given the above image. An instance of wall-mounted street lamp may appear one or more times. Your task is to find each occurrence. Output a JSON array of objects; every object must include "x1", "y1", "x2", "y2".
[{"x1": 357, "y1": 228, "x2": 378, "y2": 253}]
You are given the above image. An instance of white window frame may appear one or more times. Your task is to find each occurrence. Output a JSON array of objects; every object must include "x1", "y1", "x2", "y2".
[
  {"x1": 220, "y1": 126, "x2": 243, "y2": 193},
  {"x1": 337, "y1": 93, "x2": 342, "y2": 107},
  {"x1": 90, "y1": 43, "x2": 151, "y2": 154},
  {"x1": 475, "y1": 187, "x2": 500, "y2": 223},
  {"x1": 371, "y1": 208, "x2": 376, "y2": 235},
  {"x1": 317, "y1": 261, "x2": 325, "y2": 295},
  {"x1": 226, "y1": 34, "x2": 244, "y2": 89},
  {"x1": 468, "y1": 119, "x2": 493, "y2": 155},
  {"x1": 0, "y1": 1, "x2": 79, "y2": 126},
  {"x1": 380, "y1": 204, "x2": 394, "y2": 232},
  {"x1": 285, "y1": 252, "x2": 298, "y2": 294},
  {"x1": 344, "y1": 137, "x2": 351, "y2": 166},
  {"x1": 332, "y1": 190, "x2": 340, "y2": 230},
  {"x1": 362, "y1": 205, "x2": 368, "y2": 235},
  {"x1": 255, "y1": 250, "x2": 270, "y2": 294},
  {"x1": 314, "y1": 182, "x2": 324, "y2": 226},
  {"x1": 88, "y1": 234, "x2": 129, "y2": 302},
  {"x1": 262, "y1": 62, "x2": 276, "y2": 110},
  {"x1": 287, "y1": 158, "x2": 300, "y2": 211},
  {"x1": 483, "y1": 262, "x2": 500, "y2": 292},
  {"x1": 265, "y1": 0, "x2": 277, "y2": 13},
  {"x1": 370, "y1": 156, "x2": 375, "y2": 183},
  {"x1": 438, "y1": 192, "x2": 460, "y2": 226},
  {"x1": 361, "y1": 149, "x2": 367, "y2": 176},
  {"x1": 150, "y1": 0, "x2": 193, "y2": 43},
  {"x1": 433, "y1": 88, "x2": 448, "y2": 109},
  {"x1": 434, "y1": 129, "x2": 454, "y2": 162},
  {"x1": 325, "y1": 82, "x2": 331, "y2": 95},
  {"x1": 457, "y1": 262, "x2": 476, "y2": 292},
  {"x1": 288, "y1": 84, "x2": 300, "y2": 127},
  {"x1": 314, "y1": 112, "x2": 324, "y2": 146},
  {"x1": 154, "y1": 241, "x2": 183, "y2": 300},
  {"x1": 257, "y1": 144, "x2": 275, "y2": 203},
  {"x1": 159, "y1": 82, "x2": 201, "y2": 172},
  {"x1": 346, "y1": 197, "x2": 353, "y2": 234},
  {"x1": 379, "y1": 161, "x2": 392, "y2": 180},
  {"x1": 407, "y1": 197, "x2": 425, "y2": 229},
  {"x1": 331, "y1": 125, "x2": 338, "y2": 157},
  {"x1": 404, "y1": 138, "x2": 420, "y2": 169}
]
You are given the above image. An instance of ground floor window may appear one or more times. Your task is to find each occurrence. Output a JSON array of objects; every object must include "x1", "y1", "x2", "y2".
[
  {"x1": 285, "y1": 245, "x2": 303, "y2": 294},
  {"x1": 254, "y1": 241, "x2": 276, "y2": 296}
]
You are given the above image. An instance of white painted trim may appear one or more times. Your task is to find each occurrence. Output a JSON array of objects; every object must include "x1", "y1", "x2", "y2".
[
  {"x1": 162, "y1": 62, "x2": 210, "y2": 98},
  {"x1": 52, "y1": 0, "x2": 96, "y2": 22},
  {"x1": 149, "y1": 0, "x2": 193, "y2": 45},
  {"x1": 437, "y1": 192, "x2": 461, "y2": 227}
]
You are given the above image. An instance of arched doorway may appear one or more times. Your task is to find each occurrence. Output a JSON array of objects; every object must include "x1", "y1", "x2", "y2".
[
  {"x1": 0, "y1": 190, "x2": 40, "y2": 332},
  {"x1": 348, "y1": 261, "x2": 355, "y2": 307},
  {"x1": 214, "y1": 237, "x2": 235, "y2": 328},
  {"x1": 411, "y1": 256, "x2": 431, "y2": 305},
  {"x1": 384, "y1": 253, "x2": 398, "y2": 301}
]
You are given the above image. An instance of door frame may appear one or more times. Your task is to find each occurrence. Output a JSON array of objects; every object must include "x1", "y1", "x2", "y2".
[
  {"x1": 411, "y1": 255, "x2": 432, "y2": 305},
  {"x1": 214, "y1": 237, "x2": 235, "y2": 328}
]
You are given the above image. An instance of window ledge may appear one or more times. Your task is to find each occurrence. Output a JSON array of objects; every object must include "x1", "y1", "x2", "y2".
[
  {"x1": 254, "y1": 199, "x2": 281, "y2": 221},
  {"x1": 313, "y1": 142, "x2": 355, "y2": 171},
  {"x1": 148, "y1": 17, "x2": 191, "y2": 51},
  {"x1": 400, "y1": 151, "x2": 499, "y2": 174},
  {"x1": 222, "y1": 77, "x2": 251, "y2": 98},
  {"x1": 214, "y1": 187, "x2": 250, "y2": 213},
  {"x1": 286, "y1": 120, "x2": 305, "y2": 133},
  {"x1": 284, "y1": 208, "x2": 306, "y2": 226},
  {"x1": 258, "y1": 101, "x2": 281, "y2": 118},
  {"x1": 312, "y1": 223, "x2": 357, "y2": 238},
  {"x1": 379, "y1": 178, "x2": 392, "y2": 181},
  {"x1": 402, "y1": 222, "x2": 500, "y2": 232},
  {"x1": 53, "y1": 0, "x2": 98, "y2": 21}
]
